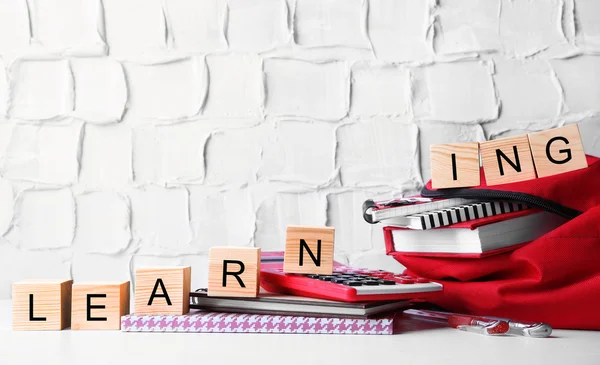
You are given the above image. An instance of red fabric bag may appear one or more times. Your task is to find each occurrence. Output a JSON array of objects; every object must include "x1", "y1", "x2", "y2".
[{"x1": 387, "y1": 155, "x2": 600, "y2": 330}]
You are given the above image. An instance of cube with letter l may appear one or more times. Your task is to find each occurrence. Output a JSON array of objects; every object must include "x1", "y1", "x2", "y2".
[{"x1": 283, "y1": 225, "x2": 335, "y2": 275}]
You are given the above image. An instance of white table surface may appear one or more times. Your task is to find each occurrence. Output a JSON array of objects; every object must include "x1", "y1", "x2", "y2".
[{"x1": 1, "y1": 300, "x2": 599, "y2": 365}]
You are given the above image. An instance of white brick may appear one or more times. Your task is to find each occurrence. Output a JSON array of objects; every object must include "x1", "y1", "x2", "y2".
[
  {"x1": 551, "y1": 56, "x2": 600, "y2": 114},
  {"x1": 0, "y1": 0, "x2": 30, "y2": 54},
  {"x1": 8, "y1": 59, "x2": 73, "y2": 120},
  {"x1": 418, "y1": 121, "x2": 485, "y2": 182},
  {"x1": 412, "y1": 61, "x2": 498, "y2": 122},
  {"x1": 227, "y1": 0, "x2": 289, "y2": 51},
  {"x1": 434, "y1": 0, "x2": 501, "y2": 54},
  {"x1": 259, "y1": 122, "x2": 336, "y2": 184},
  {"x1": 499, "y1": 0, "x2": 565, "y2": 57},
  {"x1": 0, "y1": 59, "x2": 6, "y2": 117},
  {"x1": 368, "y1": 0, "x2": 432, "y2": 62},
  {"x1": 71, "y1": 253, "x2": 131, "y2": 283},
  {"x1": 125, "y1": 58, "x2": 206, "y2": 121},
  {"x1": 350, "y1": 65, "x2": 410, "y2": 117},
  {"x1": 264, "y1": 59, "x2": 348, "y2": 120},
  {"x1": 575, "y1": 0, "x2": 600, "y2": 51},
  {"x1": 188, "y1": 187, "x2": 255, "y2": 249},
  {"x1": 165, "y1": 0, "x2": 227, "y2": 52},
  {"x1": 337, "y1": 120, "x2": 420, "y2": 187},
  {"x1": 71, "y1": 58, "x2": 127, "y2": 123},
  {"x1": 102, "y1": 0, "x2": 165, "y2": 57},
  {"x1": 0, "y1": 244, "x2": 71, "y2": 298},
  {"x1": 131, "y1": 254, "x2": 208, "y2": 289},
  {"x1": 294, "y1": 0, "x2": 369, "y2": 48},
  {"x1": 30, "y1": 0, "x2": 105, "y2": 53},
  {"x1": 254, "y1": 191, "x2": 327, "y2": 251},
  {"x1": 79, "y1": 124, "x2": 131, "y2": 188},
  {"x1": 204, "y1": 125, "x2": 267, "y2": 185},
  {"x1": 10, "y1": 189, "x2": 75, "y2": 249},
  {"x1": 0, "y1": 177, "x2": 13, "y2": 236},
  {"x1": 203, "y1": 54, "x2": 262, "y2": 118},
  {"x1": 567, "y1": 118, "x2": 600, "y2": 157},
  {"x1": 129, "y1": 186, "x2": 193, "y2": 250},
  {"x1": 327, "y1": 191, "x2": 383, "y2": 254},
  {"x1": 74, "y1": 192, "x2": 131, "y2": 254},
  {"x1": 494, "y1": 60, "x2": 561, "y2": 120},
  {"x1": 133, "y1": 122, "x2": 209, "y2": 184},
  {"x1": 1, "y1": 123, "x2": 81, "y2": 184}
]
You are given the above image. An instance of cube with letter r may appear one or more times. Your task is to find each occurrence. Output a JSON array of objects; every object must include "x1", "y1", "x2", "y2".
[
  {"x1": 283, "y1": 225, "x2": 335, "y2": 275},
  {"x1": 208, "y1": 247, "x2": 261, "y2": 297}
]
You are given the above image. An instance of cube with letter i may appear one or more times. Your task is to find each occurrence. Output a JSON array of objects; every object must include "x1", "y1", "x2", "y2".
[
  {"x1": 208, "y1": 247, "x2": 261, "y2": 297},
  {"x1": 12, "y1": 279, "x2": 73, "y2": 331},
  {"x1": 430, "y1": 142, "x2": 480, "y2": 189},
  {"x1": 134, "y1": 267, "x2": 191, "y2": 315},
  {"x1": 71, "y1": 282, "x2": 130, "y2": 330},
  {"x1": 283, "y1": 225, "x2": 335, "y2": 275}
]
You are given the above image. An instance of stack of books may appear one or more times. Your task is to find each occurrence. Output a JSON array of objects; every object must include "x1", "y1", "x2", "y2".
[
  {"x1": 121, "y1": 288, "x2": 410, "y2": 334},
  {"x1": 364, "y1": 196, "x2": 568, "y2": 258}
]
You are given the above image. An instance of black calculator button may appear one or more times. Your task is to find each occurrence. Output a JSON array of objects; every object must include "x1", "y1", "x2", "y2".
[
  {"x1": 380, "y1": 280, "x2": 396, "y2": 285},
  {"x1": 318, "y1": 276, "x2": 334, "y2": 281},
  {"x1": 362, "y1": 281, "x2": 380, "y2": 286},
  {"x1": 331, "y1": 278, "x2": 347, "y2": 284},
  {"x1": 343, "y1": 281, "x2": 362, "y2": 286}
]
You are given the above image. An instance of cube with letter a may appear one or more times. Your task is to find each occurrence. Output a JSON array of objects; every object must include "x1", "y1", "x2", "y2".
[
  {"x1": 134, "y1": 267, "x2": 191, "y2": 315},
  {"x1": 208, "y1": 247, "x2": 261, "y2": 297},
  {"x1": 71, "y1": 282, "x2": 130, "y2": 330},
  {"x1": 283, "y1": 225, "x2": 335, "y2": 275},
  {"x1": 12, "y1": 279, "x2": 73, "y2": 331}
]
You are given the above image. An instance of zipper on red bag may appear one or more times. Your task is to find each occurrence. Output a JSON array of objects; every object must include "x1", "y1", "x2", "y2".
[{"x1": 420, "y1": 186, "x2": 581, "y2": 220}]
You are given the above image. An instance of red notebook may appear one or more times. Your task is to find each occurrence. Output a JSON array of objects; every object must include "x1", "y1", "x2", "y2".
[{"x1": 384, "y1": 209, "x2": 568, "y2": 258}]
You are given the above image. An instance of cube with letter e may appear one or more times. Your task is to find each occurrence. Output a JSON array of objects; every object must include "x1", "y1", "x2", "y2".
[
  {"x1": 208, "y1": 247, "x2": 261, "y2": 297},
  {"x1": 71, "y1": 282, "x2": 130, "y2": 330},
  {"x1": 283, "y1": 225, "x2": 335, "y2": 275},
  {"x1": 134, "y1": 267, "x2": 191, "y2": 315}
]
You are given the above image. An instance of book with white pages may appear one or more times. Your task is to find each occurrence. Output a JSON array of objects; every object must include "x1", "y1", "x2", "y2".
[{"x1": 387, "y1": 211, "x2": 568, "y2": 255}]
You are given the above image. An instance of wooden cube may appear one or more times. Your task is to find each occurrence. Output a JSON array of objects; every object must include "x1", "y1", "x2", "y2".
[
  {"x1": 283, "y1": 226, "x2": 335, "y2": 275},
  {"x1": 134, "y1": 267, "x2": 191, "y2": 315},
  {"x1": 430, "y1": 142, "x2": 480, "y2": 189},
  {"x1": 71, "y1": 282, "x2": 130, "y2": 330},
  {"x1": 12, "y1": 279, "x2": 72, "y2": 331},
  {"x1": 480, "y1": 135, "x2": 537, "y2": 186},
  {"x1": 208, "y1": 247, "x2": 261, "y2": 298},
  {"x1": 528, "y1": 124, "x2": 588, "y2": 178}
]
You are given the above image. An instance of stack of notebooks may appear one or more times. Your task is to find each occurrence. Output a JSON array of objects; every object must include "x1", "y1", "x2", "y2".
[
  {"x1": 364, "y1": 196, "x2": 568, "y2": 257},
  {"x1": 121, "y1": 288, "x2": 409, "y2": 334}
]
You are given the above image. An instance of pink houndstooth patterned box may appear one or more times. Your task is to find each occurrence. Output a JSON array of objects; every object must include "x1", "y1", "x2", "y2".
[{"x1": 121, "y1": 311, "x2": 395, "y2": 335}]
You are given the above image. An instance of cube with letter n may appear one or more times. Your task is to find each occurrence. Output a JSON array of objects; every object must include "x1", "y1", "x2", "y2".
[
  {"x1": 208, "y1": 247, "x2": 261, "y2": 297},
  {"x1": 284, "y1": 225, "x2": 335, "y2": 275}
]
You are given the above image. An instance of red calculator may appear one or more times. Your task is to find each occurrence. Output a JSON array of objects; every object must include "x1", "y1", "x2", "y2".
[{"x1": 259, "y1": 252, "x2": 443, "y2": 302}]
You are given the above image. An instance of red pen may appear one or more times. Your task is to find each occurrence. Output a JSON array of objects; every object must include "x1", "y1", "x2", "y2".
[{"x1": 403, "y1": 309, "x2": 552, "y2": 337}]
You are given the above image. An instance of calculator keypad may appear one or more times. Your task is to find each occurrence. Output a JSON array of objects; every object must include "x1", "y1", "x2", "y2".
[{"x1": 296, "y1": 267, "x2": 441, "y2": 296}]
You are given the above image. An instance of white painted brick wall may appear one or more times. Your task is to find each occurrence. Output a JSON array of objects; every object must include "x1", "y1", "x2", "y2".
[{"x1": 0, "y1": 0, "x2": 599, "y2": 298}]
